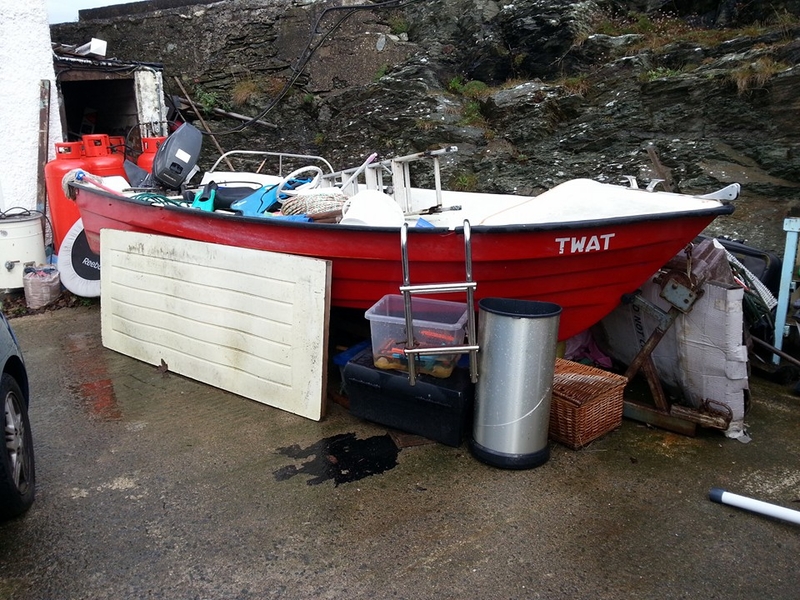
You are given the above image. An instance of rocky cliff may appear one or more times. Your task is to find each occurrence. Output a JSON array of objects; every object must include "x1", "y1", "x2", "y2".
[{"x1": 51, "y1": 0, "x2": 800, "y2": 252}]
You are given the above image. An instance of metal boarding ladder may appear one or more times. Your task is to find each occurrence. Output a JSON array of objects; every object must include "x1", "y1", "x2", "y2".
[{"x1": 399, "y1": 220, "x2": 479, "y2": 386}]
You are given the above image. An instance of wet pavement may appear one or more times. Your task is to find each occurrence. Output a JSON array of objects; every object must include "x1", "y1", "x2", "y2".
[{"x1": 1, "y1": 305, "x2": 799, "y2": 599}]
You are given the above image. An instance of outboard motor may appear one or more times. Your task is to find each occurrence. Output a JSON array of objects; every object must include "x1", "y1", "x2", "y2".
[{"x1": 151, "y1": 123, "x2": 203, "y2": 189}]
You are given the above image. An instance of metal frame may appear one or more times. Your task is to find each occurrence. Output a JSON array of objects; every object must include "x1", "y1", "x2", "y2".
[
  {"x1": 207, "y1": 150, "x2": 335, "y2": 176},
  {"x1": 772, "y1": 217, "x2": 800, "y2": 364}
]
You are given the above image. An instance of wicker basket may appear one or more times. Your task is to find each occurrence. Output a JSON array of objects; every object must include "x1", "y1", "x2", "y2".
[{"x1": 549, "y1": 359, "x2": 628, "y2": 449}]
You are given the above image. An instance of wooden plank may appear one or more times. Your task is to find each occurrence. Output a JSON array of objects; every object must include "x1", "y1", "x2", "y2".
[
  {"x1": 134, "y1": 70, "x2": 169, "y2": 137},
  {"x1": 623, "y1": 400, "x2": 697, "y2": 437},
  {"x1": 37, "y1": 80, "x2": 50, "y2": 215},
  {"x1": 100, "y1": 230, "x2": 331, "y2": 421},
  {"x1": 669, "y1": 404, "x2": 730, "y2": 430}
]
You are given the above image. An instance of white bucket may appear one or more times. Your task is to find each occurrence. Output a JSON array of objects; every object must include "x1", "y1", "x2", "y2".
[
  {"x1": 0, "y1": 212, "x2": 46, "y2": 290},
  {"x1": 340, "y1": 190, "x2": 405, "y2": 227}
]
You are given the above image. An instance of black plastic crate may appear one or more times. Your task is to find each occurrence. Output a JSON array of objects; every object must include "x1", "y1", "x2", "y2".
[{"x1": 342, "y1": 348, "x2": 474, "y2": 447}]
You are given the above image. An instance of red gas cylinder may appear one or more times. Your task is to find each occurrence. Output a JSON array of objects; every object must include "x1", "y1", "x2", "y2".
[
  {"x1": 44, "y1": 142, "x2": 86, "y2": 253},
  {"x1": 136, "y1": 136, "x2": 166, "y2": 173},
  {"x1": 82, "y1": 134, "x2": 126, "y2": 178}
]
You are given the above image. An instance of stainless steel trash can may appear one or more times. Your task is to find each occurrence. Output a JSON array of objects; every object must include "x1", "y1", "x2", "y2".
[{"x1": 470, "y1": 298, "x2": 562, "y2": 469}]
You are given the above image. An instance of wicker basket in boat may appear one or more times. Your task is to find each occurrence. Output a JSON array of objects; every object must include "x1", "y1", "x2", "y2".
[
  {"x1": 280, "y1": 189, "x2": 348, "y2": 216},
  {"x1": 549, "y1": 358, "x2": 628, "y2": 449}
]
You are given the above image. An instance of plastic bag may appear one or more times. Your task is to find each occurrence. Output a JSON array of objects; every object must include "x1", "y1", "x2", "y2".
[{"x1": 23, "y1": 264, "x2": 61, "y2": 310}]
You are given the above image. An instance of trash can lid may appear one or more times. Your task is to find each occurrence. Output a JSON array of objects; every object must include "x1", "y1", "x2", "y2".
[{"x1": 478, "y1": 297, "x2": 562, "y2": 319}]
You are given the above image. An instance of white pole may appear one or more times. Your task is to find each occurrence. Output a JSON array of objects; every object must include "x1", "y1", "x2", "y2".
[{"x1": 709, "y1": 488, "x2": 800, "y2": 525}]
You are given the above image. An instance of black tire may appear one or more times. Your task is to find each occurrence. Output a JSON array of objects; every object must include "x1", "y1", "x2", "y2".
[{"x1": 0, "y1": 373, "x2": 35, "y2": 520}]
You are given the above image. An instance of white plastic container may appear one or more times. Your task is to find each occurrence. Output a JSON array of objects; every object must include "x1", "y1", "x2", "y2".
[
  {"x1": 0, "y1": 213, "x2": 47, "y2": 290},
  {"x1": 340, "y1": 190, "x2": 405, "y2": 227},
  {"x1": 365, "y1": 294, "x2": 468, "y2": 378}
]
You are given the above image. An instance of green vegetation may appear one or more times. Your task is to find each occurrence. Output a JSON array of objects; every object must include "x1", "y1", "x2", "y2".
[
  {"x1": 231, "y1": 79, "x2": 259, "y2": 106},
  {"x1": 729, "y1": 56, "x2": 791, "y2": 93},
  {"x1": 774, "y1": 7, "x2": 800, "y2": 37},
  {"x1": 193, "y1": 86, "x2": 219, "y2": 113},
  {"x1": 513, "y1": 52, "x2": 528, "y2": 69},
  {"x1": 447, "y1": 76, "x2": 466, "y2": 93},
  {"x1": 592, "y1": 10, "x2": 800, "y2": 51},
  {"x1": 459, "y1": 100, "x2": 486, "y2": 127},
  {"x1": 374, "y1": 64, "x2": 389, "y2": 81},
  {"x1": 559, "y1": 73, "x2": 590, "y2": 96},
  {"x1": 263, "y1": 76, "x2": 288, "y2": 97},
  {"x1": 447, "y1": 76, "x2": 488, "y2": 98},
  {"x1": 388, "y1": 14, "x2": 409, "y2": 35},
  {"x1": 447, "y1": 77, "x2": 490, "y2": 126},
  {"x1": 450, "y1": 171, "x2": 478, "y2": 191},
  {"x1": 461, "y1": 80, "x2": 489, "y2": 98},
  {"x1": 639, "y1": 67, "x2": 685, "y2": 82}
]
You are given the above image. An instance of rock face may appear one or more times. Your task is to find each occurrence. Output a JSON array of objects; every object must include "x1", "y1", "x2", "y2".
[{"x1": 51, "y1": 0, "x2": 800, "y2": 251}]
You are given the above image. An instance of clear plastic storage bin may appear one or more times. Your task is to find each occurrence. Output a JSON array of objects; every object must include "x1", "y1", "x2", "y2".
[{"x1": 365, "y1": 294, "x2": 469, "y2": 378}]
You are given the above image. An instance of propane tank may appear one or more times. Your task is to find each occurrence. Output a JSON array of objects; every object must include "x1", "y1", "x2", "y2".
[
  {"x1": 136, "y1": 136, "x2": 167, "y2": 173},
  {"x1": 44, "y1": 141, "x2": 85, "y2": 253},
  {"x1": 82, "y1": 134, "x2": 126, "y2": 178}
]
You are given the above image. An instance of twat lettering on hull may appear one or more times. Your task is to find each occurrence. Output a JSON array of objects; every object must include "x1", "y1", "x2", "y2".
[{"x1": 555, "y1": 233, "x2": 616, "y2": 255}]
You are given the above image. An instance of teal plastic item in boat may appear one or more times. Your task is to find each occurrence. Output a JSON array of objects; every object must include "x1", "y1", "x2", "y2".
[
  {"x1": 192, "y1": 181, "x2": 217, "y2": 212},
  {"x1": 230, "y1": 178, "x2": 314, "y2": 217},
  {"x1": 230, "y1": 185, "x2": 279, "y2": 216}
]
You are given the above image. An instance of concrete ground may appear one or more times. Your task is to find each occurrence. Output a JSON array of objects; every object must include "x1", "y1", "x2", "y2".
[{"x1": 1, "y1": 305, "x2": 799, "y2": 599}]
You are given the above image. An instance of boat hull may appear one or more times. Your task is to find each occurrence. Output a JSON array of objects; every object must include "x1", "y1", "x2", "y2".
[{"x1": 71, "y1": 184, "x2": 733, "y2": 340}]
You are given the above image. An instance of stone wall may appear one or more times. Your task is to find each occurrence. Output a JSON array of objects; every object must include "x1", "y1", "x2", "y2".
[
  {"x1": 2, "y1": 0, "x2": 62, "y2": 213},
  {"x1": 50, "y1": 0, "x2": 800, "y2": 251}
]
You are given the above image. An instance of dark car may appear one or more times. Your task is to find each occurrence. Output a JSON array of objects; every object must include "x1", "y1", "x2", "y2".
[{"x1": 0, "y1": 311, "x2": 34, "y2": 519}]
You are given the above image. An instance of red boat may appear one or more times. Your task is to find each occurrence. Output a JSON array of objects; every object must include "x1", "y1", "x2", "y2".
[{"x1": 67, "y1": 143, "x2": 736, "y2": 341}]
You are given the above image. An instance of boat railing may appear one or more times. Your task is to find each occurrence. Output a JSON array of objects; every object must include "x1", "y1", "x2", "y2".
[
  {"x1": 319, "y1": 157, "x2": 379, "y2": 196},
  {"x1": 207, "y1": 150, "x2": 335, "y2": 176},
  {"x1": 320, "y1": 145, "x2": 458, "y2": 213}
]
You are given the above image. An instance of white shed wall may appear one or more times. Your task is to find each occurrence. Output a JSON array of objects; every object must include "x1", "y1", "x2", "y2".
[{"x1": 0, "y1": 0, "x2": 62, "y2": 212}]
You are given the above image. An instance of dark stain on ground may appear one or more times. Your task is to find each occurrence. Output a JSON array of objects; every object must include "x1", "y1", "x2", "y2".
[{"x1": 273, "y1": 433, "x2": 400, "y2": 486}]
